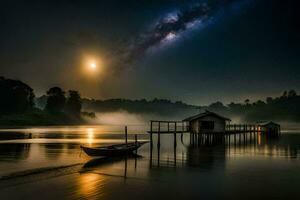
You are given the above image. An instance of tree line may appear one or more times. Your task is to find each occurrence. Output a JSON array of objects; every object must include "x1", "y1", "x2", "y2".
[
  {"x1": 81, "y1": 90, "x2": 300, "y2": 122},
  {"x1": 0, "y1": 77, "x2": 83, "y2": 121},
  {"x1": 2, "y1": 76, "x2": 300, "y2": 124},
  {"x1": 204, "y1": 90, "x2": 300, "y2": 122}
]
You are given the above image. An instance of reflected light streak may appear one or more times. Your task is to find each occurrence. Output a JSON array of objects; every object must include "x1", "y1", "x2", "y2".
[
  {"x1": 77, "y1": 173, "x2": 105, "y2": 198},
  {"x1": 87, "y1": 128, "x2": 94, "y2": 145},
  {"x1": 258, "y1": 133, "x2": 261, "y2": 145}
]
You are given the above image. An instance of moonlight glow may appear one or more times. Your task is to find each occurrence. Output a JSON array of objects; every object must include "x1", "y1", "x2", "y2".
[
  {"x1": 81, "y1": 55, "x2": 104, "y2": 77},
  {"x1": 89, "y1": 62, "x2": 97, "y2": 70}
]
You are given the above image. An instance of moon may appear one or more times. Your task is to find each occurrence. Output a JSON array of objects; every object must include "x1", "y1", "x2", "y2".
[{"x1": 89, "y1": 62, "x2": 97, "y2": 70}]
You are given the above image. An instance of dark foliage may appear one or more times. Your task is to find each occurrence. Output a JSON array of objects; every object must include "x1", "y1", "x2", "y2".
[
  {"x1": 65, "y1": 90, "x2": 82, "y2": 117},
  {"x1": 45, "y1": 87, "x2": 66, "y2": 114},
  {"x1": 206, "y1": 90, "x2": 300, "y2": 122},
  {"x1": 0, "y1": 77, "x2": 86, "y2": 125},
  {"x1": 82, "y1": 90, "x2": 300, "y2": 122},
  {"x1": 0, "y1": 77, "x2": 34, "y2": 114},
  {"x1": 82, "y1": 98, "x2": 199, "y2": 117}
]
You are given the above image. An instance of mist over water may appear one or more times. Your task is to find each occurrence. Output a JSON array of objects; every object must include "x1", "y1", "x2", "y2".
[
  {"x1": 86, "y1": 111, "x2": 190, "y2": 126},
  {"x1": 92, "y1": 111, "x2": 149, "y2": 125}
]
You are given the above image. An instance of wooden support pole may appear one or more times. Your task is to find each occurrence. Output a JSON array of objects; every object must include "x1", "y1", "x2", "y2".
[
  {"x1": 234, "y1": 133, "x2": 236, "y2": 145},
  {"x1": 174, "y1": 122, "x2": 177, "y2": 148},
  {"x1": 157, "y1": 144, "x2": 160, "y2": 167},
  {"x1": 157, "y1": 121, "x2": 161, "y2": 148},
  {"x1": 150, "y1": 121, "x2": 153, "y2": 148},
  {"x1": 174, "y1": 146, "x2": 177, "y2": 167},
  {"x1": 150, "y1": 140, "x2": 153, "y2": 168},
  {"x1": 125, "y1": 126, "x2": 128, "y2": 145},
  {"x1": 135, "y1": 134, "x2": 138, "y2": 153}
]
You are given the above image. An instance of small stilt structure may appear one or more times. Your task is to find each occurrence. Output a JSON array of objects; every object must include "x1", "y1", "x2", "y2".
[{"x1": 148, "y1": 120, "x2": 280, "y2": 149}]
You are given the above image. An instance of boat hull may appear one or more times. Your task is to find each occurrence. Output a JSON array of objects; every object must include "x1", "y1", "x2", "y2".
[{"x1": 81, "y1": 142, "x2": 147, "y2": 157}]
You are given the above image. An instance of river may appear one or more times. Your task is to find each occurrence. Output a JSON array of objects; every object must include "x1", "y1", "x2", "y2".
[{"x1": 0, "y1": 125, "x2": 299, "y2": 199}]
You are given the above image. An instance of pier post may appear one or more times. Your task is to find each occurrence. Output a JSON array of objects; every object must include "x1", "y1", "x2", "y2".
[
  {"x1": 125, "y1": 126, "x2": 128, "y2": 145},
  {"x1": 157, "y1": 122, "x2": 161, "y2": 148},
  {"x1": 157, "y1": 144, "x2": 160, "y2": 167},
  {"x1": 174, "y1": 122, "x2": 177, "y2": 148},
  {"x1": 150, "y1": 141, "x2": 153, "y2": 168},
  {"x1": 150, "y1": 121, "x2": 153, "y2": 148},
  {"x1": 234, "y1": 133, "x2": 236, "y2": 145}
]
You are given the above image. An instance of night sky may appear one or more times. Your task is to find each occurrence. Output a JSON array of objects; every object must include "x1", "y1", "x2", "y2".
[{"x1": 1, "y1": 0, "x2": 299, "y2": 105}]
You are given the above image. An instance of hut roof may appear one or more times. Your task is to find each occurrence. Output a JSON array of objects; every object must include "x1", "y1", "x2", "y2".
[
  {"x1": 183, "y1": 111, "x2": 231, "y2": 122},
  {"x1": 257, "y1": 121, "x2": 280, "y2": 127}
]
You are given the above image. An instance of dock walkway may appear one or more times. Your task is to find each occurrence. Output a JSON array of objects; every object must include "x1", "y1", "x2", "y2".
[{"x1": 148, "y1": 120, "x2": 264, "y2": 148}]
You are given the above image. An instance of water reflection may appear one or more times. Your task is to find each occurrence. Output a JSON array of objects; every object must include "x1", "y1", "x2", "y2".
[
  {"x1": 187, "y1": 145, "x2": 225, "y2": 169},
  {"x1": 76, "y1": 155, "x2": 142, "y2": 199},
  {"x1": 43, "y1": 143, "x2": 64, "y2": 160},
  {"x1": 0, "y1": 126, "x2": 299, "y2": 178},
  {"x1": 149, "y1": 132, "x2": 299, "y2": 170},
  {"x1": 87, "y1": 128, "x2": 94, "y2": 145},
  {"x1": 82, "y1": 155, "x2": 141, "y2": 169},
  {"x1": 0, "y1": 143, "x2": 30, "y2": 160},
  {"x1": 77, "y1": 173, "x2": 105, "y2": 199}
]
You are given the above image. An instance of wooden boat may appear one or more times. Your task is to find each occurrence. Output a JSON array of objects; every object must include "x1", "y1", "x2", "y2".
[{"x1": 80, "y1": 142, "x2": 148, "y2": 157}]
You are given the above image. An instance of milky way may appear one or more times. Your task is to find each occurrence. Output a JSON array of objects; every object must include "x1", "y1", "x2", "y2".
[{"x1": 121, "y1": 0, "x2": 250, "y2": 65}]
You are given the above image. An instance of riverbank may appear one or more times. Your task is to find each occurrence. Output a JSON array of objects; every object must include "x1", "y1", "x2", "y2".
[{"x1": 0, "y1": 109, "x2": 86, "y2": 126}]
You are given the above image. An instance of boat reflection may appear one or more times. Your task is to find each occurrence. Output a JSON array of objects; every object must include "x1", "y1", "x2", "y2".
[{"x1": 81, "y1": 154, "x2": 142, "y2": 170}]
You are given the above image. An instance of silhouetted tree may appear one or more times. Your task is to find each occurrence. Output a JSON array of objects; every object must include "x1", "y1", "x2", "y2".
[
  {"x1": 255, "y1": 100, "x2": 266, "y2": 107},
  {"x1": 288, "y1": 90, "x2": 297, "y2": 98},
  {"x1": 45, "y1": 87, "x2": 66, "y2": 113},
  {"x1": 266, "y1": 97, "x2": 273, "y2": 104},
  {"x1": 282, "y1": 91, "x2": 288, "y2": 99},
  {"x1": 0, "y1": 77, "x2": 34, "y2": 114},
  {"x1": 65, "y1": 90, "x2": 82, "y2": 116},
  {"x1": 209, "y1": 101, "x2": 227, "y2": 112}
]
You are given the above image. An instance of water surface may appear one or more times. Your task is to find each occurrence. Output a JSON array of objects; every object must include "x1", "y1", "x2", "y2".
[{"x1": 0, "y1": 125, "x2": 299, "y2": 199}]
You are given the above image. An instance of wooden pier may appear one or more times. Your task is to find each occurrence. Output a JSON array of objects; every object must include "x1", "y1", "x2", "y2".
[
  {"x1": 147, "y1": 120, "x2": 280, "y2": 148},
  {"x1": 147, "y1": 114, "x2": 281, "y2": 169},
  {"x1": 148, "y1": 120, "x2": 190, "y2": 148},
  {"x1": 226, "y1": 124, "x2": 261, "y2": 133}
]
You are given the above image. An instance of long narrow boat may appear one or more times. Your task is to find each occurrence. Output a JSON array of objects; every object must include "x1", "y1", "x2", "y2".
[{"x1": 80, "y1": 142, "x2": 148, "y2": 157}]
